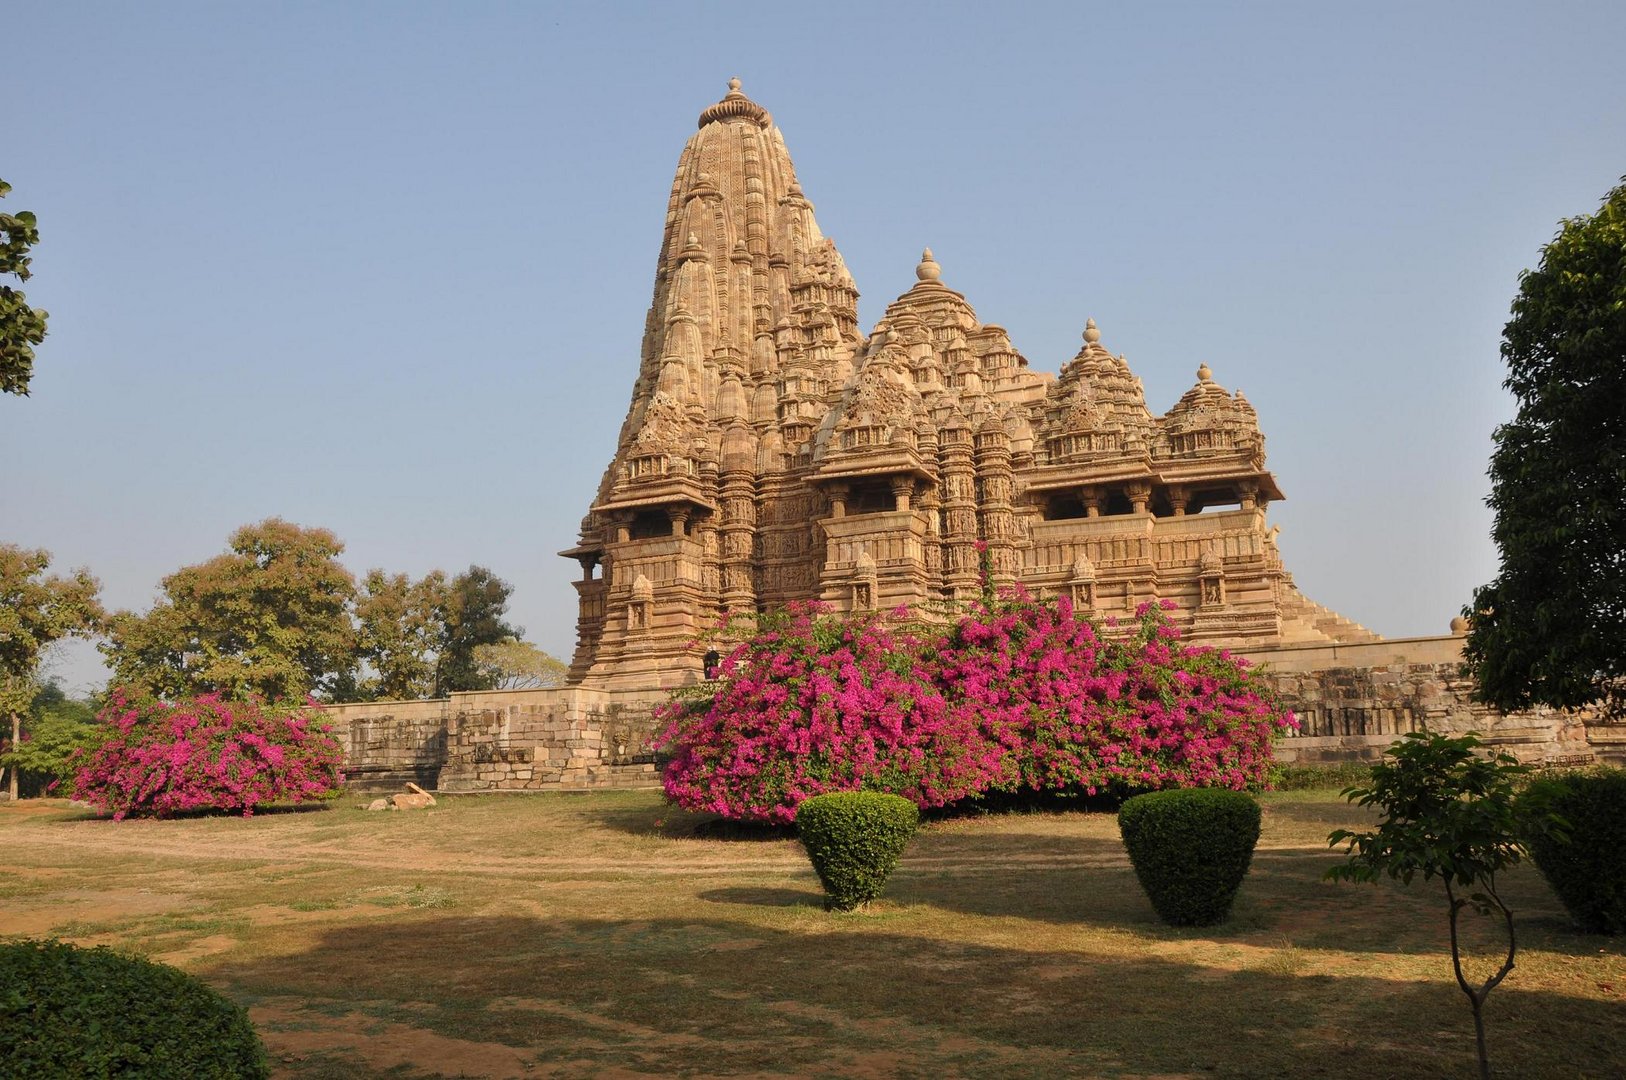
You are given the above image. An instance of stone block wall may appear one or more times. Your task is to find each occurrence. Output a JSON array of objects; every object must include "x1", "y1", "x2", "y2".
[
  {"x1": 1240, "y1": 636, "x2": 1594, "y2": 765},
  {"x1": 323, "y1": 635, "x2": 1606, "y2": 794},
  {"x1": 323, "y1": 686, "x2": 669, "y2": 794}
]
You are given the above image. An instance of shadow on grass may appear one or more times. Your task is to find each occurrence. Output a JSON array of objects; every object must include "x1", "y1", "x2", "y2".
[
  {"x1": 698, "y1": 885, "x2": 822, "y2": 908},
  {"x1": 206, "y1": 913, "x2": 1626, "y2": 1080},
  {"x1": 886, "y1": 826, "x2": 1625, "y2": 968}
]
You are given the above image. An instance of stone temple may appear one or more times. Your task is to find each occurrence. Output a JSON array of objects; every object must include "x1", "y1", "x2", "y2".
[
  {"x1": 327, "y1": 80, "x2": 1599, "y2": 791},
  {"x1": 561, "y1": 78, "x2": 1377, "y2": 689}
]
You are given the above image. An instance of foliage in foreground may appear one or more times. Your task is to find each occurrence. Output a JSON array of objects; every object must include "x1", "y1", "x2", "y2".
[
  {"x1": 70, "y1": 692, "x2": 344, "y2": 820},
  {"x1": 1522, "y1": 768, "x2": 1626, "y2": 934},
  {"x1": 0, "y1": 178, "x2": 48, "y2": 396},
  {"x1": 1117, "y1": 787, "x2": 1261, "y2": 925},
  {"x1": 1465, "y1": 176, "x2": 1626, "y2": 717},
  {"x1": 1326, "y1": 731, "x2": 1560, "y2": 1080},
  {"x1": 795, "y1": 791, "x2": 920, "y2": 911},
  {"x1": 656, "y1": 594, "x2": 1295, "y2": 822},
  {"x1": 0, "y1": 938, "x2": 268, "y2": 1078}
]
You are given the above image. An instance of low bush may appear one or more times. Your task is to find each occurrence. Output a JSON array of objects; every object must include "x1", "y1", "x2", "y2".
[
  {"x1": 1118, "y1": 788, "x2": 1261, "y2": 925},
  {"x1": 70, "y1": 691, "x2": 344, "y2": 820},
  {"x1": 1522, "y1": 769, "x2": 1626, "y2": 934},
  {"x1": 795, "y1": 791, "x2": 920, "y2": 911},
  {"x1": 0, "y1": 938, "x2": 268, "y2": 1078},
  {"x1": 1268, "y1": 760, "x2": 1374, "y2": 792}
]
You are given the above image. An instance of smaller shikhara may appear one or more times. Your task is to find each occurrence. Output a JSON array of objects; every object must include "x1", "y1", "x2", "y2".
[
  {"x1": 654, "y1": 592, "x2": 1296, "y2": 823},
  {"x1": 563, "y1": 79, "x2": 1374, "y2": 690}
]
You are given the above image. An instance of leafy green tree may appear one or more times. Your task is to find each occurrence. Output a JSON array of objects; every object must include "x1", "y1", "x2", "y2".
[
  {"x1": 0, "y1": 681, "x2": 103, "y2": 796},
  {"x1": 434, "y1": 566, "x2": 520, "y2": 695},
  {"x1": 352, "y1": 569, "x2": 449, "y2": 701},
  {"x1": 1465, "y1": 178, "x2": 1626, "y2": 716},
  {"x1": 472, "y1": 637, "x2": 568, "y2": 690},
  {"x1": 102, "y1": 520, "x2": 357, "y2": 702},
  {"x1": 0, "y1": 179, "x2": 48, "y2": 396},
  {"x1": 0, "y1": 546, "x2": 103, "y2": 797},
  {"x1": 1327, "y1": 731, "x2": 1557, "y2": 1080}
]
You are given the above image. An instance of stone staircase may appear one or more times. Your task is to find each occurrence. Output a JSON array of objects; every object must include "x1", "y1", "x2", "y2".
[{"x1": 1277, "y1": 587, "x2": 1383, "y2": 644}]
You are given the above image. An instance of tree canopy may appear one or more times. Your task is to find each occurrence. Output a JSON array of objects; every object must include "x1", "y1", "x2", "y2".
[
  {"x1": 1464, "y1": 178, "x2": 1626, "y2": 716},
  {"x1": 472, "y1": 637, "x2": 568, "y2": 690},
  {"x1": 353, "y1": 569, "x2": 448, "y2": 701},
  {"x1": 0, "y1": 544, "x2": 104, "y2": 717},
  {"x1": 103, "y1": 520, "x2": 358, "y2": 703},
  {"x1": 0, "y1": 179, "x2": 48, "y2": 396},
  {"x1": 101, "y1": 523, "x2": 532, "y2": 704},
  {"x1": 433, "y1": 565, "x2": 521, "y2": 696}
]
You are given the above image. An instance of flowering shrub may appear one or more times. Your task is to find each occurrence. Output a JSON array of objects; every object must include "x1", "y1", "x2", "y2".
[
  {"x1": 939, "y1": 596, "x2": 1291, "y2": 797},
  {"x1": 657, "y1": 593, "x2": 1295, "y2": 823},
  {"x1": 70, "y1": 692, "x2": 344, "y2": 820},
  {"x1": 657, "y1": 603, "x2": 992, "y2": 823}
]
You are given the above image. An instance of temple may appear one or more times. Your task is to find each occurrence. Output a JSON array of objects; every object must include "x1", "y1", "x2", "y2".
[{"x1": 561, "y1": 79, "x2": 1377, "y2": 688}]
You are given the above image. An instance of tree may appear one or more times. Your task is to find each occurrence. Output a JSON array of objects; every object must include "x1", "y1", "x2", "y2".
[
  {"x1": 352, "y1": 569, "x2": 449, "y2": 701},
  {"x1": 0, "y1": 681, "x2": 102, "y2": 797},
  {"x1": 1465, "y1": 178, "x2": 1626, "y2": 716},
  {"x1": 433, "y1": 565, "x2": 520, "y2": 695},
  {"x1": 472, "y1": 637, "x2": 568, "y2": 690},
  {"x1": 0, "y1": 545, "x2": 104, "y2": 797},
  {"x1": 102, "y1": 520, "x2": 357, "y2": 703},
  {"x1": 0, "y1": 179, "x2": 48, "y2": 396},
  {"x1": 1326, "y1": 732, "x2": 1557, "y2": 1080}
]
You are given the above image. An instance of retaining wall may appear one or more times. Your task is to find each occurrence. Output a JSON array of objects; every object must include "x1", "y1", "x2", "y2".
[
  {"x1": 1240, "y1": 636, "x2": 1596, "y2": 765},
  {"x1": 325, "y1": 635, "x2": 1609, "y2": 793}
]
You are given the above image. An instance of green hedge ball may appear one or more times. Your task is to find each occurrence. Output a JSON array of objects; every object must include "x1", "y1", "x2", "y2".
[
  {"x1": 796, "y1": 791, "x2": 920, "y2": 911},
  {"x1": 1118, "y1": 788, "x2": 1262, "y2": 926}
]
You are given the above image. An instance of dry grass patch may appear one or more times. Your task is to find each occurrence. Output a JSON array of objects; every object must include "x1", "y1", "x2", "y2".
[{"x1": 2, "y1": 790, "x2": 1623, "y2": 1078}]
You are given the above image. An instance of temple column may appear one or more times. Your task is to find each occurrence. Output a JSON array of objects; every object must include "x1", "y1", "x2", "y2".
[{"x1": 940, "y1": 424, "x2": 979, "y2": 597}]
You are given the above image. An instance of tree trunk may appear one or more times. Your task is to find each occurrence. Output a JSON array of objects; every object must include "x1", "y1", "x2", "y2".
[{"x1": 7, "y1": 712, "x2": 18, "y2": 800}]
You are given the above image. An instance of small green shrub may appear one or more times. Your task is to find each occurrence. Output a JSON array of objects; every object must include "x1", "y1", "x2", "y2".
[
  {"x1": 1268, "y1": 760, "x2": 1374, "y2": 792},
  {"x1": 1522, "y1": 768, "x2": 1626, "y2": 934},
  {"x1": 0, "y1": 938, "x2": 268, "y2": 1078},
  {"x1": 795, "y1": 791, "x2": 919, "y2": 911},
  {"x1": 1118, "y1": 788, "x2": 1262, "y2": 926}
]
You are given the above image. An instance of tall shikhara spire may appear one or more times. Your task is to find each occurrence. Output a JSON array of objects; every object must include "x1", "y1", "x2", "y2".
[{"x1": 562, "y1": 81, "x2": 1376, "y2": 688}]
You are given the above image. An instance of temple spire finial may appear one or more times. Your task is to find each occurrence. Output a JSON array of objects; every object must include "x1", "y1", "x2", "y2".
[
  {"x1": 1083, "y1": 317, "x2": 1100, "y2": 345},
  {"x1": 698, "y1": 76, "x2": 770, "y2": 128},
  {"x1": 916, "y1": 247, "x2": 942, "y2": 282}
]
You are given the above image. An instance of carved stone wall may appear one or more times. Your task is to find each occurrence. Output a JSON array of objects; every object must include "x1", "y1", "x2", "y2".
[
  {"x1": 326, "y1": 687, "x2": 667, "y2": 794},
  {"x1": 1241, "y1": 636, "x2": 1595, "y2": 765},
  {"x1": 328, "y1": 636, "x2": 1610, "y2": 793}
]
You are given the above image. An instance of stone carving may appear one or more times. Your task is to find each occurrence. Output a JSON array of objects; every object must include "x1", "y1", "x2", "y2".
[
  {"x1": 562, "y1": 80, "x2": 1379, "y2": 688},
  {"x1": 366, "y1": 782, "x2": 437, "y2": 811}
]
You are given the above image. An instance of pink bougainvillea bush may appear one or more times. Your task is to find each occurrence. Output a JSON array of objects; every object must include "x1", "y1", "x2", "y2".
[
  {"x1": 69, "y1": 692, "x2": 345, "y2": 820},
  {"x1": 656, "y1": 593, "x2": 1296, "y2": 823},
  {"x1": 656, "y1": 603, "x2": 1001, "y2": 824},
  {"x1": 937, "y1": 596, "x2": 1292, "y2": 798}
]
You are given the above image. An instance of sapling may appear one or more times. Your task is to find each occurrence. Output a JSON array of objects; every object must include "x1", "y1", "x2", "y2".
[{"x1": 1326, "y1": 731, "x2": 1558, "y2": 1080}]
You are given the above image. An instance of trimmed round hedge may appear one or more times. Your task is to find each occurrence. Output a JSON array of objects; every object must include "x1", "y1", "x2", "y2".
[
  {"x1": 1118, "y1": 788, "x2": 1262, "y2": 926},
  {"x1": 0, "y1": 938, "x2": 268, "y2": 1078},
  {"x1": 795, "y1": 791, "x2": 920, "y2": 911},
  {"x1": 1523, "y1": 769, "x2": 1626, "y2": 934}
]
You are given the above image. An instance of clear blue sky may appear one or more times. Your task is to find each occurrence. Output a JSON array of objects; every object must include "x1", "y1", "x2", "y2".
[{"x1": 6, "y1": 2, "x2": 1624, "y2": 694}]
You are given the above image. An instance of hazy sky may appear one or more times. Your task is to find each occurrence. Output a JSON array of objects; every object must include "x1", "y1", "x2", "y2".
[{"x1": 6, "y1": 3, "x2": 1624, "y2": 694}]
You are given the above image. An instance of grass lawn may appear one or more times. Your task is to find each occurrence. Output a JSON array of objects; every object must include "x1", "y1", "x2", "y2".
[{"x1": 2, "y1": 788, "x2": 1622, "y2": 1079}]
